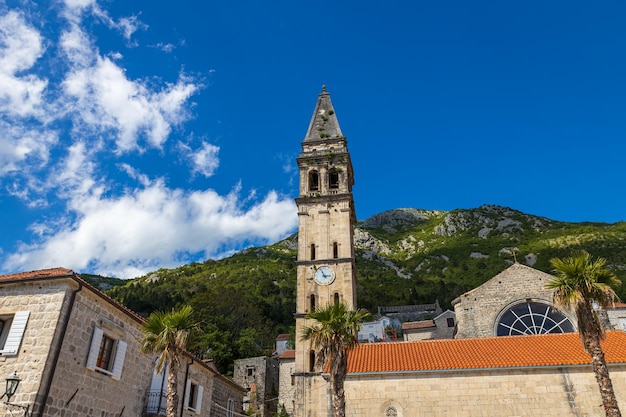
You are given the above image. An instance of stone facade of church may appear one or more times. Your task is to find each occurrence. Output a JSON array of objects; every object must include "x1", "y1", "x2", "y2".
[{"x1": 288, "y1": 87, "x2": 626, "y2": 417}]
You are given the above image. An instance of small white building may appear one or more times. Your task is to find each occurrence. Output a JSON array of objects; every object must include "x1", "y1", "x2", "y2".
[{"x1": 358, "y1": 316, "x2": 401, "y2": 343}]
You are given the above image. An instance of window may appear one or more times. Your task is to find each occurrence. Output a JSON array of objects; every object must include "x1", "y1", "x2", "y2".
[
  {"x1": 310, "y1": 244, "x2": 316, "y2": 260},
  {"x1": 385, "y1": 406, "x2": 398, "y2": 417},
  {"x1": 308, "y1": 171, "x2": 319, "y2": 192},
  {"x1": 334, "y1": 292, "x2": 340, "y2": 305},
  {"x1": 310, "y1": 294, "x2": 316, "y2": 312},
  {"x1": 447, "y1": 317, "x2": 455, "y2": 327},
  {"x1": 246, "y1": 366, "x2": 255, "y2": 377},
  {"x1": 0, "y1": 311, "x2": 30, "y2": 356},
  {"x1": 496, "y1": 301, "x2": 574, "y2": 336},
  {"x1": 96, "y1": 334, "x2": 115, "y2": 370},
  {"x1": 86, "y1": 326, "x2": 127, "y2": 380},
  {"x1": 309, "y1": 350, "x2": 316, "y2": 372},
  {"x1": 329, "y1": 169, "x2": 339, "y2": 189},
  {"x1": 184, "y1": 380, "x2": 204, "y2": 413},
  {"x1": 291, "y1": 374, "x2": 295, "y2": 386},
  {"x1": 226, "y1": 399, "x2": 234, "y2": 417},
  {"x1": 333, "y1": 242, "x2": 339, "y2": 258}
]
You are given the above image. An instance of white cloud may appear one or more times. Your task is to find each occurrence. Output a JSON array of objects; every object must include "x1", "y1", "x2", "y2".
[
  {"x1": 187, "y1": 141, "x2": 220, "y2": 177},
  {"x1": 62, "y1": 51, "x2": 200, "y2": 152},
  {"x1": 0, "y1": 11, "x2": 48, "y2": 118},
  {"x1": 0, "y1": 1, "x2": 296, "y2": 280},
  {"x1": 0, "y1": 121, "x2": 58, "y2": 175},
  {"x1": 116, "y1": 15, "x2": 147, "y2": 42},
  {"x1": 3, "y1": 181, "x2": 297, "y2": 278},
  {"x1": 154, "y1": 42, "x2": 175, "y2": 53},
  {"x1": 118, "y1": 163, "x2": 151, "y2": 187}
]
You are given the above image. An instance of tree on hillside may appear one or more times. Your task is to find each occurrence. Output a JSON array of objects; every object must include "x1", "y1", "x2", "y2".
[
  {"x1": 547, "y1": 250, "x2": 622, "y2": 417},
  {"x1": 141, "y1": 306, "x2": 197, "y2": 417},
  {"x1": 301, "y1": 302, "x2": 370, "y2": 417}
]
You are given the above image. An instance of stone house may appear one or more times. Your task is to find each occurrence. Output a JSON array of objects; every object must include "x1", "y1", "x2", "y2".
[
  {"x1": 233, "y1": 356, "x2": 279, "y2": 417},
  {"x1": 0, "y1": 267, "x2": 244, "y2": 417},
  {"x1": 277, "y1": 350, "x2": 295, "y2": 416},
  {"x1": 402, "y1": 309, "x2": 456, "y2": 341}
]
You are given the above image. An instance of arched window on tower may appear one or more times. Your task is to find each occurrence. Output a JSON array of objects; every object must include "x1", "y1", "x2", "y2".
[
  {"x1": 334, "y1": 292, "x2": 340, "y2": 305},
  {"x1": 309, "y1": 350, "x2": 316, "y2": 372},
  {"x1": 310, "y1": 244, "x2": 316, "y2": 260},
  {"x1": 333, "y1": 242, "x2": 339, "y2": 258},
  {"x1": 310, "y1": 294, "x2": 316, "y2": 312},
  {"x1": 308, "y1": 171, "x2": 319, "y2": 192},
  {"x1": 329, "y1": 169, "x2": 339, "y2": 189}
]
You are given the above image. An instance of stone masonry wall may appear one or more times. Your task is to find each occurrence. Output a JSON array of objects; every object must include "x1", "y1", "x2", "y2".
[
  {"x1": 0, "y1": 279, "x2": 68, "y2": 413},
  {"x1": 453, "y1": 263, "x2": 571, "y2": 338},
  {"x1": 233, "y1": 356, "x2": 278, "y2": 417},
  {"x1": 278, "y1": 358, "x2": 295, "y2": 415},
  {"x1": 44, "y1": 282, "x2": 154, "y2": 417},
  {"x1": 338, "y1": 365, "x2": 626, "y2": 417},
  {"x1": 210, "y1": 371, "x2": 245, "y2": 417}
]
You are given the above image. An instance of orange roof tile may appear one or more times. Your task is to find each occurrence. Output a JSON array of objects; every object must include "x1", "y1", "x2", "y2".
[
  {"x1": 279, "y1": 350, "x2": 296, "y2": 360},
  {"x1": 402, "y1": 320, "x2": 435, "y2": 330},
  {"x1": 0, "y1": 267, "x2": 145, "y2": 323},
  {"x1": 276, "y1": 333, "x2": 290, "y2": 340},
  {"x1": 348, "y1": 332, "x2": 626, "y2": 373},
  {"x1": 0, "y1": 267, "x2": 74, "y2": 281}
]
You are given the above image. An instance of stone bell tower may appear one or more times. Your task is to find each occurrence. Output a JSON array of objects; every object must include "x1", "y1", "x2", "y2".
[{"x1": 293, "y1": 86, "x2": 357, "y2": 416}]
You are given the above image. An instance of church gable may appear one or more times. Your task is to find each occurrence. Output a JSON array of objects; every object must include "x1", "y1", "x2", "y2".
[{"x1": 452, "y1": 263, "x2": 573, "y2": 338}]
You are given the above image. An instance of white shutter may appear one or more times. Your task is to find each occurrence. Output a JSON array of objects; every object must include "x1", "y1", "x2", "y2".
[
  {"x1": 111, "y1": 339, "x2": 127, "y2": 380},
  {"x1": 2, "y1": 311, "x2": 30, "y2": 356},
  {"x1": 86, "y1": 327, "x2": 104, "y2": 370},
  {"x1": 196, "y1": 385, "x2": 203, "y2": 413},
  {"x1": 184, "y1": 379, "x2": 192, "y2": 408}
]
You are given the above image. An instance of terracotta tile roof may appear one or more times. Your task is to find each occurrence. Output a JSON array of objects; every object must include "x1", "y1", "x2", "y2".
[
  {"x1": 402, "y1": 320, "x2": 435, "y2": 330},
  {"x1": 276, "y1": 333, "x2": 290, "y2": 340},
  {"x1": 279, "y1": 350, "x2": 296, "y2": 360},
  {"x1": 0, "y1": 267, "x2": 145, "y2": 323},
  {"x1": 0, "y1": 267, "x2": 74, "y2": 282},
  {"x1": 348, "y1": 332, "x2": 626, "y2": 373}
]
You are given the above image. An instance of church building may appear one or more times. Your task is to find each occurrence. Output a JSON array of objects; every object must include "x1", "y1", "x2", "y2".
[{"x1": 289, "y1": 87, "x2": 626, "y2": 417}]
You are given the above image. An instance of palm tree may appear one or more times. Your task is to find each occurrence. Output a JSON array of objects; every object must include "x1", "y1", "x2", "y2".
[
  {"x1": 547, "y1": 250, "x2": 622, "y2": 417},
  {"x1": 301, "y1": 302, "x2": 370, "y2": 417},
  {"x1": 141, "y1": 305, "x2": 197, "y2": 417}
]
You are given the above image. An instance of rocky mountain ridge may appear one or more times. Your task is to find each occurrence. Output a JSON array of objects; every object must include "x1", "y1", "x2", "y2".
[{"x1": 103, "y1": 204, "x2": 626, "y2": 373}]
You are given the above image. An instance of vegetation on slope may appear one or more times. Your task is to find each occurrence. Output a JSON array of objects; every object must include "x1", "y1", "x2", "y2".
[{"x1": 105, "y1": 205, "x2": 626, "y2": 373}]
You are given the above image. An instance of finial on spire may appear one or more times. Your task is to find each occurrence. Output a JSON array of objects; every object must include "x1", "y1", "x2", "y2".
[{"x1": 321, "y1": 85, "x2": 327, "y2": 93}]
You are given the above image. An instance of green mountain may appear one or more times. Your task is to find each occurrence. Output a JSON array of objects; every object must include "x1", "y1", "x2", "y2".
[{"x1": 105, "y1": 204, "x2": 626, "y2": 373}]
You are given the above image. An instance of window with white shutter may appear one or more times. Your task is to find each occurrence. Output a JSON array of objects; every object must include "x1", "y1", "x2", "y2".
[
  {"x1": 0, "y1": 311, "x2": 30, "y2": 356},
  {"x1": 184, "y1": 379, "x2": 203, "y2": 413},
  {"x1": 86, "y1": 326, "x2": 127, "y2": 380}
]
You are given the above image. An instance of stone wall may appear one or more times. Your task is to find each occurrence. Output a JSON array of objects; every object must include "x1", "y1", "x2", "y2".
[
  {"x1": 210, "y1": 371, "x2": 245, "y2": 417},
  {"x1": 0, "y1": 279, "x2": 68, "y2": 412},
  {"x1": 278, "y1": 358, "x2": 295, "y2": 415},
  {"x1": 43, "y1": 280, "x2": 154, "y2": 417},
  {"x1": 339, "y1": 365, "x2": 626, "y2": 417},
  {"x1": 453, "y1": 263, "x2": 571, "y2": 338},
  {"x1": 233, "y1": 356, "x2": 279, "y2": 417}
]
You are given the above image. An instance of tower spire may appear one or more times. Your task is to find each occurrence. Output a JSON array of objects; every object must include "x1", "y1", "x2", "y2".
[{"x1": 303, "y1": 86, "x2": 343, "y2": 142}]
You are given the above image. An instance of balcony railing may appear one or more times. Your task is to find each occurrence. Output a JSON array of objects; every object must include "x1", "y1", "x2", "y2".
[{"x1": 143, "y1": 390, "x2": 167, "y2": 416}]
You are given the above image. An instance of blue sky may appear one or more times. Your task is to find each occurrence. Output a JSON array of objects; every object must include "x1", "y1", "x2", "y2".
[{"x1": 0, "y1": 0, "x2": 624, "y2": 278}]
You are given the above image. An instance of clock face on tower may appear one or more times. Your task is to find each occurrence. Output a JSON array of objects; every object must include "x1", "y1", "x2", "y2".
[{"x1": 314, "y1": 266, "x2": 335, "y2": 285}]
